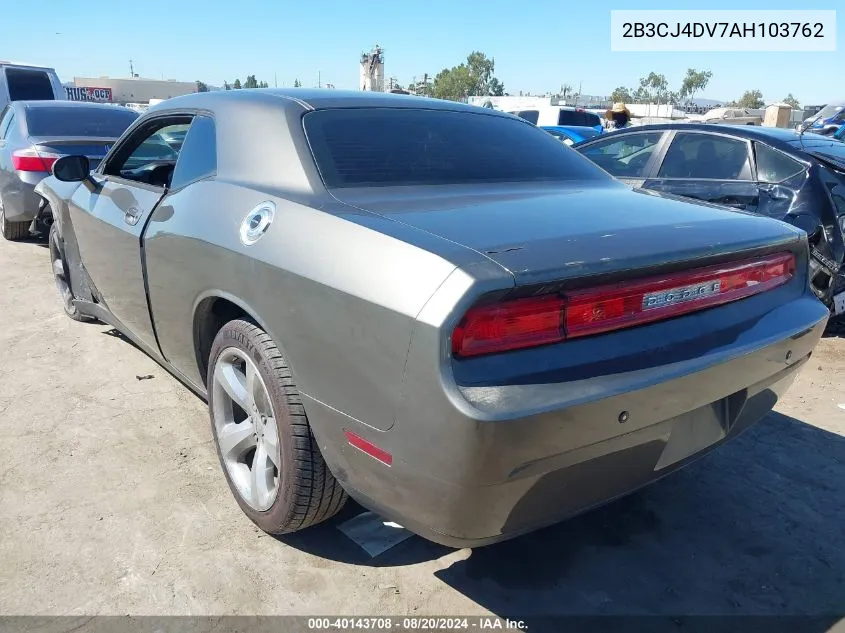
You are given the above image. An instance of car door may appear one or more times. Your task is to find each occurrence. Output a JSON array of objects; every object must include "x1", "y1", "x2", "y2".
[
  {"x1": 576, "y1": 131, "x2": 668, "y2": 188},
  {"x1": 751, "y1": 141, "x2": 807, "y2": 220},
  {"x1": 68, "y1": 113, "x2": 193, "y2": 353},
  {"x1": 641, "y1": 131, "x2": 760, "y2": 211}
]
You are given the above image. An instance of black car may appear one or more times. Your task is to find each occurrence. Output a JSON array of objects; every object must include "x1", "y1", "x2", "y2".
[{"x1": 574, "y1": 124, "x2": 845, "y2": 312}]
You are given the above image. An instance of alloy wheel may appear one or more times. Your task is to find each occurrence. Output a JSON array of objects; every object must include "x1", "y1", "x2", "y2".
[{"x1": 211, "y1": 347, "x2": 280, "y2": 511}]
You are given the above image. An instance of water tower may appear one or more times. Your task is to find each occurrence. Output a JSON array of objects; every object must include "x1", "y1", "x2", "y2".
[{"x1": 360, "y1": 45, "x2": 385, "y2": 92}]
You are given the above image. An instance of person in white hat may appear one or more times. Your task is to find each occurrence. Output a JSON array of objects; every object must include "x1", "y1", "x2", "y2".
[{"x1": 605, "y1": 102, "x2": 632, "y2": 129}]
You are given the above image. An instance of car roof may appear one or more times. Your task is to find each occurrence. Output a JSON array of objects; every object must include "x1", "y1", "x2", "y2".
[
  {"x1": 576, "y1": 122, "x2": 845, "y2": 162},
  {"x1": 148, "y1": 88, "x2": 515, "y2": 118},
  {"x1": 542, "y1": 125, "x2": 599, "y2": 133},
  {"x1": 581, "y1": 122, "x2": 808, "y2": 149},
  {"x1": 0, "y1": 61, "x2": 57, "y2": 70}
]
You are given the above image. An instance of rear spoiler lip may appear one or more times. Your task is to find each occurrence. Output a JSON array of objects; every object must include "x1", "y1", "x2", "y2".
[
  {"x1": 27, "y1": 136, "x2": 120, "y2": 146},
  {"x1": 808, "y1": 151, "x2": 845, "y2": 174}
]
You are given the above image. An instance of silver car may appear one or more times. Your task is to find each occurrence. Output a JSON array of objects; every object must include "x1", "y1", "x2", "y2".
[
  {"x1": 35, "y1": 89, "x2": 828, "y2": 548},
  {"x1": 702, "y1": 107, "x2": 763, "y2": 126},
  {"x1": 0, "y1": 101, "x2": 139, "y2": 239}
]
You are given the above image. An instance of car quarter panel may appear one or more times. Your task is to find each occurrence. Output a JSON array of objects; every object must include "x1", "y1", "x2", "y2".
[
  {"x1": 311, "y1": 238, "x2": 828, "y2": 545},
  {"x1": 141, "y1": 179, "x2": 509, "y2": 432}
]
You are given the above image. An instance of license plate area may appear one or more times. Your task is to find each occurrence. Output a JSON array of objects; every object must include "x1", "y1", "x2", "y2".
[{"x1": 654, "y1": 399, "x2": 729, "y2": 471}]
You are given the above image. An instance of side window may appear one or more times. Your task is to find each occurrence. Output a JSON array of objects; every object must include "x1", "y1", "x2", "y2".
[
  {"x1": 169, "y1": 116, "x2": 217, "y2": 190},
  {"x1": 515, "y1": 110, "x2": 539, "y2": 125},
  {"x1": 104, "y1": 117, "x2": 192, "y2": 187},
  {"x1": 4, "y1": 68, "x2": 55, "y2": 101},
  {"x1": 0, "y1": 108, "x2": 14, "y2": 139},
  {"x1": 754, "y1": 142, "x2": 805, "y2": 183},
  {"x1": 557, "y1": 110, "x2": 576, "y2": 126},
  {"x1": 579, "y1": 132, "x2": 664, "y2": 178},
  {"x1": 657, "y1": 133, "x2": 752, "y2": 180}
]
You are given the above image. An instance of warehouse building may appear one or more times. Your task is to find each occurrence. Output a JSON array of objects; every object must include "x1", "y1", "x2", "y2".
[{"x1": 70, "y1": 76, "x2": 198, "y2": 104}]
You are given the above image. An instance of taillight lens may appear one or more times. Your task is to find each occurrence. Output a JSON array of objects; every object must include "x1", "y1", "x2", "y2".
[
  {"x1": 12, "y1": 148, "x2": 61, "y2": 173},
  {"x1": 452, "y1": 252, "x2": 795, "y2": 358},
  {"x1": 452, "y1": 295, "x2": 566, "y2": 358}
]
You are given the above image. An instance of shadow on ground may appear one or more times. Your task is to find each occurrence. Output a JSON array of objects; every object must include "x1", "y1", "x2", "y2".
[
  {"x1": 18, "y1": 232, "x2": 49, "y2": 248},
  {"x1": 284, "y1": 412, "x2": 845, "y2": 631}
]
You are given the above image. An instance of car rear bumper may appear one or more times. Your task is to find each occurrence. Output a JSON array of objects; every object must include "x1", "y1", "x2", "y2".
[
  {"x1": 1, "y1": 172, "x2": 46, "y2": 222},
  {"x1": 307, "y1": 296, "x2": 828, "y2": 548}
]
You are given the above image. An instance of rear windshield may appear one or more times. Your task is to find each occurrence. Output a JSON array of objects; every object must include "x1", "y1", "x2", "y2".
[
  {"x1": 814, "y1": 104, "x2": 844, "y2": 120},
  {"x1": 5, "y1": 68, "x2": 55, "y2": 101},
  {"x1": 557, "y1": 110, "x2": 600, "y2": 127},
  {"x1": 26, "y1": 106, "x2": 138, "y2": 137},
  {"x1": 303, "y1": 108, "x2": 609, "y2": 188}
]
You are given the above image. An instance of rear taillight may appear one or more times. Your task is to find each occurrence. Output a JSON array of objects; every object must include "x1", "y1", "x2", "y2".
[
  {"x1": 452, "y1": 253, "x2": 795, "y2": 358},
  {"x1": 12, "y1": 148, "x2": 60, "y2": 173}
]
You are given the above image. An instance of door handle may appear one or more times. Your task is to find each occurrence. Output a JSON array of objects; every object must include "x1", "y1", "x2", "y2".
[{"x1": 124, "y1": 207, "x2": 142, "y2": 226}]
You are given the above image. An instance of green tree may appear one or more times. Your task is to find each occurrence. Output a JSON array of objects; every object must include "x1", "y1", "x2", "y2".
[
  {"x1": 632, "y1": 83, "x2": 652, "y2": 103},
  {"x1": 259, "y1": 80, "x2": 269, "y2": 88},
  {"x1": 678, "y1": 69, "x2": 713, "y2": 103},
  {"x1": 782, "y1": 93, "x2": 801, "y2": 109},
  {"x1": 233, "y1": 78, "x2": 242, "y2": 90},
  {"x1": 244, "y1": 75, "x2": 259, "y2": 89},
  {"x1": 736, "y1": 89, "x2": 764, "y2": 108},
  {"x1": 294, "y1": 79, "x2": 302, "y2": 88},
  {"x1": 610, "y1": 86, "x2": 633, "y2": 103},
  {"x1": 433, "y1": 64, "x2": 471, "y2": 101},
  {"x1": 488, "y1": 77, "x2": 505, "y2": 97},
  {"x1": 466, "y1": 51, "x2": 504, "y2": 96},
  {"x1": 432, "y1": 51, "x2": 504, "y2": 101},
  {"x1": 642, "y1": 72, "x2": 669, "y2": 104},
  {"x1": 196, "y1": 80, "x2": 209, "y2": 93}
]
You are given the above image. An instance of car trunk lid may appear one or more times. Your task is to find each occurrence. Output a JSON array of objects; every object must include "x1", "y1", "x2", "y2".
[
  {"x1": 29, "y1": 136, "x2": 117, "y2": 170},
  {"x1": 333, "y1": 183, "x2": 803, "y2": 285}
]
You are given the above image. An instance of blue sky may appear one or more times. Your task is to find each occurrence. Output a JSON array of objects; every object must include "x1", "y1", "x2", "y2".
[{"x1": 1, "y1": 0, "x2": 840, "y2": 104}]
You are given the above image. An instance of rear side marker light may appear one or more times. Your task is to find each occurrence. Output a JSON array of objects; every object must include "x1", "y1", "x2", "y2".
[
  {"x1": 344, "y1": 430, "x2": 392, "y2": 466},
  {"x1": 12, "y1": 148, "x2": 61, "y2": 173},
  {"x1": 452, "y1": 252, "x2": 795, "y2": 357}
]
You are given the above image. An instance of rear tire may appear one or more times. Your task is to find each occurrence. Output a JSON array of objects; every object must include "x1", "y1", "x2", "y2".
[
  {"x1": 0, "y1": 202, "x2": 30, "y2": 241},
  {"x1": 208, "y1": 319, "x2": 347, "y2": 534}
]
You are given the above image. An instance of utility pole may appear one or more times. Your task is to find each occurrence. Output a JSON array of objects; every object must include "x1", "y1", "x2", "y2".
[
  {"x1": 274, "y1": 72, "x2": 277, "y2": 88},
  {"x1": 129, "y1": 59, "x2": 134, "y2": 78},
  {"x1": 318, "y1": 71, "x2": 321, "y2": 88}
]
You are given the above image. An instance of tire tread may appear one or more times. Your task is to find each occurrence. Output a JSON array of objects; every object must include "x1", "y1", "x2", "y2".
[{"x1": 208, "y1": 319, "x2": 348, "y2": 535}]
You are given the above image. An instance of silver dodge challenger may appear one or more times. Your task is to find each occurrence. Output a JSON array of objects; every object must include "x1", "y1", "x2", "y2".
[{"x1": 35, "y1": 89, "x2": 829, "y2": 548}]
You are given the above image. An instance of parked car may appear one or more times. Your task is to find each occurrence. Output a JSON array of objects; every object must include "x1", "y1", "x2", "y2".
[
  {"x1": 835, "y1": 124, "x2": 845, "y2": 142},
  {"x1": 0, "y1": 61, "x2": 65, "y2": 113},
  {"x1": 155, "y1": 124, "x2": 190, "y2": 151},
  {"x1": 541, "y1": 125, "x2": 601, "y2": 145},
  {"x1": 36, "y1": 89, "x2": 828, "y2": 548},
  {"x1": 702, "y1": 107, "x2": 762, "y2": 126},
  {"x1": 800, "y1": 101, "x2": 845, "y2": 136},
  {"x1": 0, "y1": 101, "x2": 139, "y2": 240},
  {"x1": 574, "y1": 124, "x2": 845, "y2": 312},
  {"x1": 508, "y1": 106, "x2": 604, "y2": 133}
]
